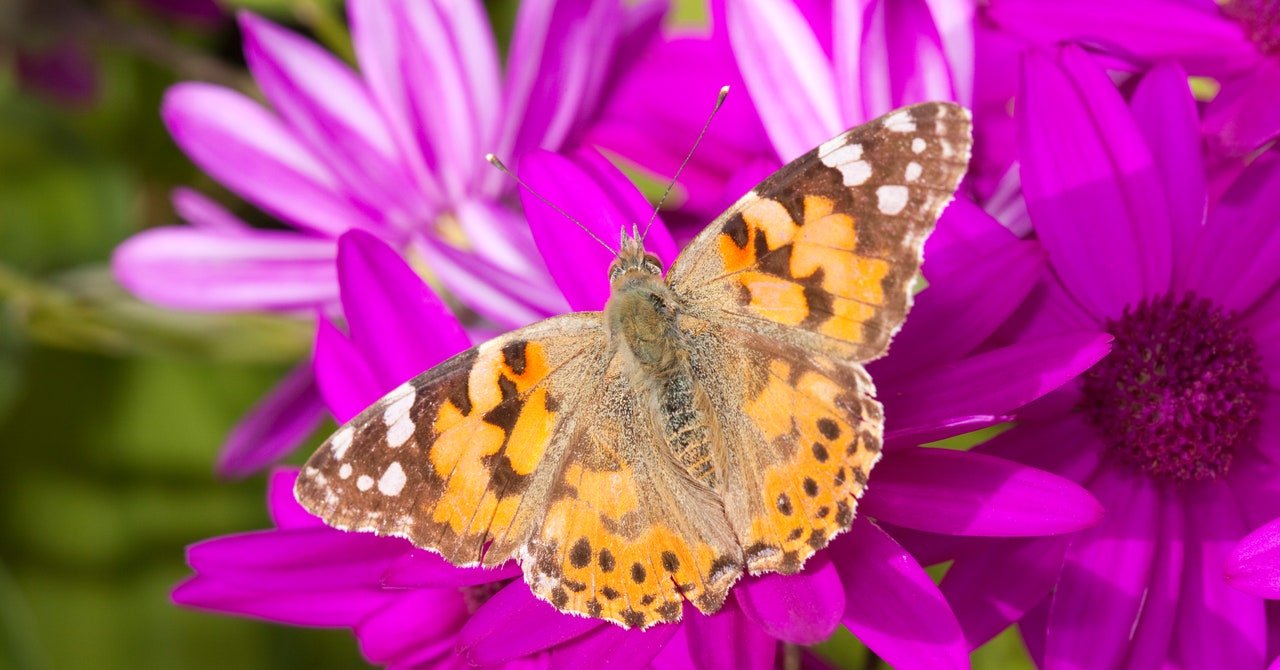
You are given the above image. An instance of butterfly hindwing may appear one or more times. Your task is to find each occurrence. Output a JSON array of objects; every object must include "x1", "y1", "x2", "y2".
[{"x1": 668, "y1": 102, "x2": 973, "y2": 362}]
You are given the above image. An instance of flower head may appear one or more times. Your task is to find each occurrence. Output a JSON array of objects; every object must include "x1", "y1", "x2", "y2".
[
  {"x1": 111, "y1": 0, "x2": 665, "y2": 476},
  {"x1": 177, "y1": 143, "x2": 1108, "y2": 668},
  {"x1": 937, "y1": 49, "x2": 1280, "y2": 668}
]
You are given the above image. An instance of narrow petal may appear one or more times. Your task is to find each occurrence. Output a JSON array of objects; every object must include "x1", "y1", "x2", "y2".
[
  {"x1": 162, "y1": 83, "x2": 375, "y2": 235},
  {"x1": 173, "y1": 576, "x2": 387, "y2": 627},
  {"x1": 337, "y1": 230, "x2": 470, "y2": 388},
  {"x1": 266, "y1": 469, "x2": 325, "y2": 530},
  {"x1": 988, "y1": 0, "x2": 1260, "y2": 76},
  {"x1": 458, "y1": 582, "x2": 600, "y2": 665},
  {"x1": 1019, "y1": 47, "x2": 1172, "y2": 319},
  {"x1": 171, "y1": 187, "x2": 247, "y2": 232},
  {"x1": 1204, "y1": 61, "x2": 1280, "y2": 155},
  {"x1": 882, "y1": 332, "x2": 1111, "y2": 444},
  {"x1": 186, "y1": 529, "x2": 405, "y2": 588},
  {"x1": 922, "y1": 0, "x2": 975, "y2": 104},
  {"x1": 239, "y1": 12, "x2": 418, "y2": 216},
  {"x1": 685, "y1": 601, "x2": 777, "y2": 670},
  {"x1": 549, "y1": 620, "x2": 680, "y2": 670},
  {"x1": 1129, "y1": 62, "x2": 1206, "y2": 276},
  {"x1": 1044, "y1": 464, "x2": 1158, "y2": 670},
  {"x1": 113, "y1": 228, "x2": 338, "y2": 312},
  {"x1": 858, "y1": 0, "x2": 957, "y2": 118},
  {"x1": 736, "y1": 556, "x2": 846, "y2": 645},
  {"x1": 519, "y1": 149, "x2": 676, "y2": 311},
  {"x1": 355, "y1": 590, "x2": 469, "y2": 667},
  {"x1": 414, "y1": 238, "x2": 564, "y2": 330},
  {"x1": 217, "y1": 364, "x2": 326, "y2": 477},
  {"x1": 727, "y1": 0, "x2": 842, "y2": 159},
  {"x1": 832, "y1": 518, "x2": 968, "y2": 670},
  {"x1": 1175, "y1": 483, "x2": 1266, "y2": 667},
  {"x1": 1228, "y1": 516, "x2": 1280, "y2": 599},
  {"x1": 974, "y1": 415, "x2": 1104, "y2": 486},
  {"x1": 874, "y1": 201, "x2": 1045, "y2": 378},
  {"x1": 940, "y1": 537, "x2": 1069, "y2": 649},
  {"x1": 863, "y1": 448, "x2": 1103, "y2": 536},
  {"x1": 1124, "y1": 489, "x2": 1184, "y2": 670},
  {"x1": 313, "y1": 318, "x2": 382, "y2": 422},
  {"x1": 1186, "y1": 151, "x2": 1280, "y2": 312},
  {"x1": 381, "y1": 550, "x2": 520, "y2": 588}
]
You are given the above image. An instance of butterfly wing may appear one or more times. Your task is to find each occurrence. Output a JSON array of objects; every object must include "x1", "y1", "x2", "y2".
[
  {"x1": 686, "y1": 319, "x2": 883, "y2": 575},
  {"x1": 295, "y1": 313, "x2": 608, "y2": 567},
  {"x1": 294, "y1": 312, "x2": 742, "y2": 629},
  {"x1": 667, "y1": 102, "x2": 973, "y2": 362}
]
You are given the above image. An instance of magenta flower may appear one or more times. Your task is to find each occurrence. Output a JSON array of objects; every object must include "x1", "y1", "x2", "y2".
[
  {"x1": 592, "y1": 0, "x2": 974, "y2": 232},
  {"x1": 111, "y1": 0, "x2": 665, "y2": 476},
  {"x1": 1227, "y1": 516, "x2": 1280, "y2": 603},
  {"x1": 176, "y1": 144, "x2": 1109, "y2": 668},
  {"x1": 987, "y1": 0, "x2": 1280, "y2": 156},
  {"x1": 935, "y1": 48, "x2": 1280, "y2": 668}
]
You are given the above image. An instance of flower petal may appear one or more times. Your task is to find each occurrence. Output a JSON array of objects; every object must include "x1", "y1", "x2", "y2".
[
  {"x1": 171, "y1": 187, "x2": 247, "y2": 232},
  {"x1": 519, "y1": 148, "x2": 675, "y2": 311},
  {"x1": 216, "y1": 364, "x2": 326, "y2": 477},
  {"x1": 1044, "y1": 464, "x2": 1158, "y2": 669},
  {"x1": 857, "y1": 0, "x2": 957, "y2": 118},
  {"x1": 863, "y1": 447, "x2": 1103, "y2": 536},
  {"x1": 172, "y1": 575, "x2": 387, "y2": 627},
  {"x1": 1186, "y1": 150, "x2": 1280, "y2": 312},
  {"x1": 162, "y1": 83, "x2": 375, "y2": 235},
  {"x1": 549, "y1": 619, "x2": 680, "y2": 670},
  {"x1": 337, "y1": 230, "x2": 470, "y2": 388},
  {"x1": 1129, "y1": 62, "x2": 1205, "y2": 275},
  {"x1": 113, "y1": 228, "x2": 338, "y2": 312},
  {"x1": 1204, "y1": 60, "x2": 1280, "y2": 155},
  {"x1": 355, "y1": 589, "x2": 469, "y2": 667},
  {"x1": 186, "y1": 528, "x2": 406, "y2": 589},
  {"x1": 685, "y1": 601, "x2": 777, "y2": 670},
  {"x1": 381, "y1": 550, "x2": 520, "y2": 588},
  {"x1": 414, "y1": 237, "x2": 564, "y2": 330},
  {"x1": 988, "y1": 0, "x2": 1260, "y2": 76},
  {"x1": 727, "y1": 0, "x2": 842, "y2": 159},
  {"x1": 737, "y1": 555, "x2": 846, "y2": 645},
  {"x1": 940, "y1": 537, "x2": 1069, "y2": 649},
  {"x1": 458, "y1": 581, "x2": 600, "y2": 665},
  {"x1": 1124, "y1": 489, "x2": 1185, "y2": 670},
  {"x1": 832, "y1": 518, "x2": 968, "y2": 670},
  {"x1": 882, "y1": 332, "x2": 1111, "y2": 444},
  {"x1": 1228, "y1": 516, "x2": 1280, "y2": 599},
  {"x1": 267, "y1": 469, "x2": 325, "y2": 530},
  {"x1": 313, "y1": 318, "x2": 382, "y2": 422},
  {"x1": 239, "y1": 12, "x2": 419, "y2": 217},
  {"x1": 1019, "y1": 47, "x2": 1172, "y2": 319},
  {"x1": 1176, "y1": 482, "x2": 1266, "y2": 668}
]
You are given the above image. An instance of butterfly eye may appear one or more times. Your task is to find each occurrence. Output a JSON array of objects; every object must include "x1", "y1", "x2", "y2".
[
  {"x1": 609, "y1": 264, "x2": 623, "y2": 282},
  {"x1": 642, "y1": 255, "x2": 663, "y2": 276}
]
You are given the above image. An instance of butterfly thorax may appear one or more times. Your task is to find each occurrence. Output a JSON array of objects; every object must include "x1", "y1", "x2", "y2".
[{"x1": 604, "y1": 238, "x2": 722, "y2": 488}]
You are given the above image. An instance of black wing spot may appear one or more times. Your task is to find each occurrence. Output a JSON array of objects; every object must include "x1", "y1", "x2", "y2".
[
  {"x1": 598, "y1": 549, "x2": 616, "y2": 572},
  {"x1": 812, "y1": 442, "x2": 830, "y2": 462},
  {"x1": 777, "y1": 493, "x2": 794, "y2": 515},
  {"x1": 661, "y1": 551, "x2": 680, "y2": 573},
  {"x1": 501, "y1": 340, "x2": 528, "y2": 375},
  {"x1": 631, "y1": 563, "x2": 647, "y2": 584},
  {"x1": 817, "y1": 418, "x2": 841, "y2": 440},
  {"x1": 569, "y1": 538, "x2": 592, "y2": 569},
  {"x1": 803, "y1": 477, "x2": 819, "y2": 497}
]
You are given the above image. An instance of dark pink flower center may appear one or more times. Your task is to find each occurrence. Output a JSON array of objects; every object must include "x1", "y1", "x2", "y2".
[
  {"x1": 1080, "y1": 293, "x2": 1266, "y2": 482},
  {"x1": 1225, "y1": 0, "x2": 1280, "y2": 55}
]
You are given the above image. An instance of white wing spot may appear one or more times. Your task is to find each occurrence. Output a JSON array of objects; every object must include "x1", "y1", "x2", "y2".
[
  {"x1": 357, "y1": 475, "x2": 374, "y2": 492},
  {"x1": 339, "y1": 463, "x2": 353, "y2": 479},
  {"x1": 379, "y1": 462, "x2": 407, "y2": 496},
  {"x1": 383, "y1": 390, "x2": 415, "y2": 427},
  {"x1": 911, "y1": 137, "x2": 926, "y2": 154},
  {"x1": 940, "y1": 140, "x2": 954, "y2": 158},
  {"x1": 905, "y1": 162, "x2": 923, "y2": 182},
  {"x1": 877, "y1": 185, "x2": 910, "y2": 215},
  {"x1": 884, "y1": 109, "x2": 916, "y2": 133},
  {"x1": 818, "y1": 134, "x2": 852, "y2": 156},
  {"x1": 386, "y1": 416, "x2": 415, "y2": 448},
  {"x1": 331, "y1": 426, "x2": 354, "y2": 460},
  {"x1": 820, "y1": 144, "x2": 871, "y2": 186}
]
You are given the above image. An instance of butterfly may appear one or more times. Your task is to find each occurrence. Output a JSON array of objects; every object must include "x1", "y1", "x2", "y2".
[{"x1": 296, "y1": 102, "x2": 973, "y2": 629}]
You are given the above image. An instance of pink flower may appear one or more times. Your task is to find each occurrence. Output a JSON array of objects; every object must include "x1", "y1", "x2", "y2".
[
  {"x1": 111, "y1": 0, "x2": 666, "y2": 476},
  {"x1": 935, "y1": 48, "x2": 1280, "y2": 668},
  {"x1": 177, "y1": 145, "x2": 1107, "y2": 668}
]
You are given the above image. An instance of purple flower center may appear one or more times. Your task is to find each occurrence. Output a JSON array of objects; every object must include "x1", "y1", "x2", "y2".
[
  {"x1": 1080, "y1": 293, "x2": 1266, "y2": 482},
  {"x1": 1225, "y1": 0, "x2": 1280, "y2": 55}
]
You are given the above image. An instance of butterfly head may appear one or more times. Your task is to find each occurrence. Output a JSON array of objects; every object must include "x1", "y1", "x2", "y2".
[{"x1": 608, "y1": 225, "x2": 664, "y2": 285}]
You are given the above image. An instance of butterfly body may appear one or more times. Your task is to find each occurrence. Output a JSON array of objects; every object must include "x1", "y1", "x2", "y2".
[{"x1": 296, "y1": 102, "x2": 973, "y2": 629}]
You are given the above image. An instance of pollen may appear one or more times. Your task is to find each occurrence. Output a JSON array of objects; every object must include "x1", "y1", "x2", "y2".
[{"x1": 1080, "y1": 293, "x2": 1267, "y2": 482}]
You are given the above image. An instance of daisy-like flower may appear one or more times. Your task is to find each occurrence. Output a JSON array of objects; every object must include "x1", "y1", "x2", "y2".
[
  {"x1": 987, "y1": 0, "x2": 1280, "y2": 155},
  {"x1": 111, "y1": 0, "x2": 665, "y2": 476},
  {"x1": 935, "y1": 48, "x2": 1280, "y2": 668},
  {"x1": 592, "y1": 0, "x2": 974, "y2": 232},
  {"x1": 177, "y1": 146, "x2": 1109, "y2": 668},
  {"x1": 1227, "y1": 517, "x2": 1280, "y2": 619}
]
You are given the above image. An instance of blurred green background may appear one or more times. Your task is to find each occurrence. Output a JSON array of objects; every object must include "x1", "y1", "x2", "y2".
[{"x1": 0, "y1": 1, "x2": 1034, "y2": 668}]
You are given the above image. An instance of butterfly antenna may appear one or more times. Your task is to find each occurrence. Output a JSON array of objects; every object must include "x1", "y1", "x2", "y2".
[
  {"x1": 485, "y1": 153, "x2": 617, "y2": 256},
  {"x1": 640, "y1": 85, "x2": 731, "y2": 242}
]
